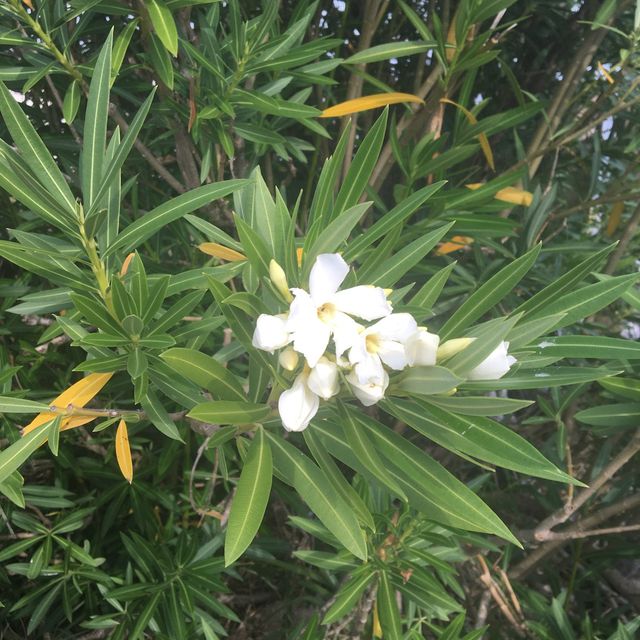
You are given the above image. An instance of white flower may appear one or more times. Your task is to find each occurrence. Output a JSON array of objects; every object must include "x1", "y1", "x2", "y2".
[
  {"x1": 278, "y1": 372, "x2": 319, "y2": 432},
  {"x1": 467, "y1": 341, "x2": 517, "y2": 380},
  {"x1": 347, "y1": 369, "x2": 389, "y2": 406},
  {"x1": 252, "y1": 313, "x2": 291, "y2": 353},
  {"x1": 348, "y1": 313, "x2": 417, "y2": 384},
  {"x1": 405, "y1": 328, "x2": 440, "y2": 366},
  {"x1": 269, "y1": 259, "x2": 293, "y2": 302},
  {"x1": 277, "y1": 359, "x2": 340, "y2": 431},
  {"x1": 286, "y1": 253, "x2": 392, "y2": 367},
  {"x1": 307, "y1": 357, "x2": 340, "y2": 400}
]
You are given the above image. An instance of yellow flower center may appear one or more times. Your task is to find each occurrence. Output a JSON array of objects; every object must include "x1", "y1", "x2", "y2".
[
  {"x1": 365, "y1": 333, "x2": 381, "y2": 354},
  {"x1": 317, "y1": 302, "x2": 337, "y2": 323}
]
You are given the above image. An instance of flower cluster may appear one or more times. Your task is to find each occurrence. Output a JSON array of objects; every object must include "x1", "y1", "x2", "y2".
[{"x1": 252, "y1": 254, "x2": 516, "y2": 432}]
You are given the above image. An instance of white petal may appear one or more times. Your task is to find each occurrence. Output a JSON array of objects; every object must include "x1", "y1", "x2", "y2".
[
  {"x1": 467, "y1": 341, "x2": 514, "y2": 380},
  {"x1": 405, "y1": 328, "x2": 440, "y2": 366},
  {"x1": 332, "y1": 285, "x2": 392, "y2": 321},
  {"x1": 252, "y1": 314, "x2": 291, "y2": 353},
  {"x1": 307, "y1": 357, "x2": 340, "y2": 400},
  {"x1": 348, "y1": 333, "x2": 369, "y2": 366},
  {"x1": 369, "y1": 313, "x2": 417, "y2": 341},
  {"x1": 286, "y1": 289, "x2": 317, "y2": 331},
  {"x1": 292, "y1": 317, "x2": 331, "y2": 368},
  {"x1": 378, "y1": 340, "x2": 408, "y2": 370},
  {"x1": 278, "y1": 374, "x2": 320, "y2": 432},
  {"x1": 332, "y1": 311, "x2": 362, "y2": 358},
  {"x1": 347, "y1": 369, "x2": 389, "y2": 407},
  {"x1": 354, "y1": 356, "x2": 386, "y2": 385},
  {"x1": 309, "y1": 254, "x2": 349, "y2": 305}
]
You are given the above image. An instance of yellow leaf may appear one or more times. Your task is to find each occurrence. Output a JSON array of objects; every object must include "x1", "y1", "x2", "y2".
[
  {"x1": 373, "y1": 601, "x2": 383, "y2": 638},
  {"x1": 22, "y1": 0, "x2": 33, "y2": 8},
  {"x1": 606, "y1": 201, "x2": 624, "y2": 236},
  {"x1": 598, "y1": 61, "x2": 614, "y2": 84},
  {"x1": 446, "y1": 14, "x2": 457, "y2": 62},
  {"x1": 441, "y1": 98, "x2": 495, "y2": 171},
  {"x1": 436, "y1": 235, "x2": 474, "y2": 255},
  {"x1": 198, "y1": 242, "x2": 246, "y2": 262},
  {"x1": 23, "y1": 373, "x2": 113, "y2": 435},
  {"x1": 120, "y1": 252, "x2": 136, "y2": 276},
  {"x1": 296, "y1": 247, "x2": 304, "y2": 267},
  {"x1": 115, "y1": 419, "x2": 133, "y2": 483},
  {"x1": 465, "y1": 183, "x2": 533, "y2": 207},
  {"x1": 320, "y1": 93, "x2": 424, "y2": 118}
]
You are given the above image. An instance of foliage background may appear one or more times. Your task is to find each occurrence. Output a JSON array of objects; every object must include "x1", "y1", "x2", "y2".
[{"x1": 1, "y1": 0, "x2": 640, "y2": 638}]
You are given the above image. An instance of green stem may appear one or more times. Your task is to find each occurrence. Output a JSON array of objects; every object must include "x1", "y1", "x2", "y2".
[{"x1": 12, "y1": 0, "x2": 83, "y2": 84}]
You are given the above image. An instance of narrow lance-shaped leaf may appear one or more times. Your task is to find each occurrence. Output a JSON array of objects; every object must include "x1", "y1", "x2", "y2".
[
  {"x1": 115, "y1": 419, "x2": 133, "y2": 483},
  {"x1": 0, "y1": 82, "x2": 76, "y2": 214},
  {"x1": 23, "y1": 373, "x2": 114, "y2": 435},
  {"x1": 225, "y1": 427, "x2": 273, "y2": 565},
  {"x1": 104, "y1": 180, "x2": 249, "y2": 257},
  {"x1": 145, "y1": 0, "x2": 178, "y2": 56},
  {"x1": 440, "y1": 244, "x2": 541, "y2": 339},
  {"x1": 82, "y1": 31, "x2": 113, "y2": 208},
  {"x1": 321, "y1": 92, "x2": 424, "y2": 117}
]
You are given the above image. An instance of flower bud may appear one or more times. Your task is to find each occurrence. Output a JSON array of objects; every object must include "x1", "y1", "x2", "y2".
[
  {"x1": 347, "y1": 369, "x2": 389, "y2": 407},
  {"x1": 405, "y1": 328, "x2": 440, "y2": 366},
  {"x1": 278, "y1": 347, "x2": 299, "y2": 371},
  {"x1": 307, "y1": 357, "x2": 339, "y2": 400},
  {"x1": 467, "y1": 341, "x2": 517, "y2": 381},
  {"x1": 269, "y1": 259, "x2": 293, "y2": 302},
  {"x1": 252, "y1": 313, "x2": 290, "y2": 353},
  {"x1": 437, "y1": 337, "x2": 475, "y2": 361}
]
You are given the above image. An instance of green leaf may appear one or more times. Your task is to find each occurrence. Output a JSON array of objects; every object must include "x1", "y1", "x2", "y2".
[
  {"x1": 266, "y1": 431, "x2": 367, "y2": 560},
  {"x1": 85, "y1": 89, "x2": 157, "y2": 220},
  {"x1": 231, "y1": 89, "x2": 321, "y2": 119},
  {"x1": 386, "y1": 399, "x2": 580, "y2": 484},
  {"x1": 303, "y1": 429, "x2": 375, "y2": 531},
  {"x1": 188, "y1": 401, "x2": 271, "y2": 425},
  {"x1": 146, "y1": 290, "x2": 204, "y2": 336},
  {"x1": 303, "y1": 202, "x2": 371, "y2": 275},
  {"x1": 345, "y1": 40, "x2": 436, "y2": 64},
  {"x1": 396, "y1": 366, "x2": 463, "y2": 396},
  {"x1": 71, "y1": 292, "x2": 128, "y2": 336},
  {"x1": 535, "y1": 336, "x2": 640, "y2": 360},
  {"x1": 0, "y1": 82, "x2": 76, "y2": 213},
  {"x1": 440, "y1": 244, "x2": 541, "y2": 339},
  {"x1": 363, "y1": 222, "x2": 454, "y2": 286},
  {"x1": 512, "y1": 244, "x2": 615, "y2": 317},
  {"x1": 129, "y1": 590, "x2": 163, "y2": 640},
  {"x1": 224, "y1": 427, "x2": 272, "y2": 565},
  {"x1": 333, "y1": 109, "x2": 388, "y2": 218},
  {"x1": 127, "y1": 349, "x2": 148, "y2": 379},
  {"x1": 161, "y1": 348, "x2": 245, "y2": 401},
  {"x1": 0, "y1": 422, "x2": 50, "y2": 484},
  {"x1": 410, "y1": 262, "x2": 457, "y2": 310},
  {"x1": 145, "y1": 0, "x2": 178, "y2": 56},
  {"x1": 599, "y1": 377, "x2": 640, "y2": 401},
  {"x1": 0, "y1": 397, "x2": 51, "y2": 413},
  {"x1": 0, "y1": 471, "x2": 25, "y2": 508},
  {"x1": 377, "y1": 571, "x2": 402, "y2": 640},
  {"x1": 141, "y1": 391, "x2": 184, "y2": 441},
  {"x1": 314, "y1": 418, "x2": 519, "y2": 544},
  {"x1": 82, "y1": 31, "x2": 113, "y2": 208},
  {"x1": 506, "y1": 313, "x2": 566, "y2": 349},
  {"x1": 62, "y1": 81, "x2": 81, "y2": 124},
  {"x1": 104, "y1": 180, "x2": 249, "y2": 257},
  {"x1": 235, "y1": 215, "x2": 272, "y2": 277},
  {"x1": 462, "y1": 367, "x2": 620, "y2": 390},
  {"x1": 322, "y1": 568, "x2": 375, "y2": 624},
  {"x1": 336, "y1": 401, "x2": 408, "y2": 500},
  {"x1": 424, "y1": 395, "x2": 533, "y2": 416},
  {"x1": 343, "y1": 182, "x2": 446, "y2": 262},
  {"x1": 148, "y1": 32, "x2": 174, "y2": 88},
  {"x1": 532, "y1": 274, "x2": 640, "y2": 330},
  {"x1": 46, "y1": 416, "x2": 62, "y2": 456},
  {"x1": 576, "y1": 403, "x2": 640, "y2": 428}
]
